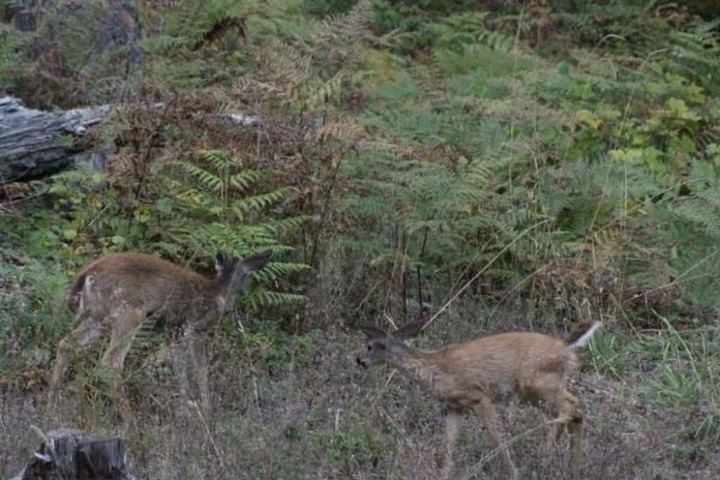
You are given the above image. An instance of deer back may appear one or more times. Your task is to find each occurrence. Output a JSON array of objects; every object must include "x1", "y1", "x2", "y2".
[
  {"x1": 70, "y1": 250, "x2": 273, "y2": 330},
  {"x1": 69, "y1": 253, "x2": 214, "y2": 317},
  {"x1": 429, "y1": 332, "x2": 577, "y2": 403}
]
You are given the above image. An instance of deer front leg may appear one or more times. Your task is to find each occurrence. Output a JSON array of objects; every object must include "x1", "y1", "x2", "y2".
[
  {"x1": 170, "y1": 340, "x2": 192, "y2": 413},
  {"x1": 441, "y1": 408, "x2": 461, "y2": 480},
  {"x1": 474, "y1": 396, "x2": 518, "y2": 480},
  {"x1": 187, "y1": 332, "x2": 211, "y2": 415}
]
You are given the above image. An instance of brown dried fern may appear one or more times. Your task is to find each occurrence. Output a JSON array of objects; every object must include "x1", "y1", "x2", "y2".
[{"x1": 310, "y1": 122, "x2": 368, "y2": 143}]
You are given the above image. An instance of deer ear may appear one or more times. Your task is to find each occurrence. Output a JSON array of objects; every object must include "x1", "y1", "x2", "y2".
[
  {"x1": 395, "y1": 319, "x2": 426, "y2": 339},
  {"x1": 215, "y1": 251, "x2": 228, "y2": 272},
  {"x1": 352, "y1": 324, "x2": 386, "y2": 340},
  {"x1": 240, "y1": 249, "x2": 273, "y2": 272}
]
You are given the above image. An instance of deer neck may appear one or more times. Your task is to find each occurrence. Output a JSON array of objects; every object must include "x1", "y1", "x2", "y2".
[{"x1": 387, "y1": 344, "x2": 441, "y2": 393}]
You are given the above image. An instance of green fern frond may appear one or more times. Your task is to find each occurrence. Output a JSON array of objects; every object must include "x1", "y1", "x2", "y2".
[
  {"x1": 230, "y1": 170, "x2": 263, "y2": 191},
  {"x1": 231, "y1": 188, "x2": 294, "y2": 214},
  {"x1": 244, "y1": 291, "x2": 307, "y2": 309},
  {"x1": 142, "y1": 34, "x2": 189, "y2": 53},
  {"x1": 433, "y1": 11, "x2": 492, "y2": 53},
  {"x1": 173, "y1": 223, "x2": 276, "y2": 254},
  {"x1": 48, "y1": 168, "x2": 107, "y2": 191},
  {"x1": 674, "y1": 195, "x2": 720, "y2": 239},
  {"x1": 261, "y1": 262, "x2": 311, "y2": 278},
  {"x1": 265, "y1": 216, "x2": 311, "y2": 236},
  {"x1": 172, "y1": 223, "x2": 227, "y2": 251},
  {"x1": 294, "y1": 70, "x2": 346, "y2": 110},
  {"x1": 176, "y1": 162, "x2": 225, "y2": 192},
  {"x1": 343, "y1": 193, "x2": 392, "y2": 223},
  {"x1": 198, "y1": 149, "x2": 238, "y2": 170}
]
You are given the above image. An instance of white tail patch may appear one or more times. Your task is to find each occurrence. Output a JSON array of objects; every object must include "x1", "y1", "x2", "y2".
[
  {"x1": 216, "y1": 295, "x2": 227, "y2": 313},
  {"x1": 77, "y1": 274, "x2": 95, "y2": 312},
  {"x1": 571, "y1": 322, "x2": 601, "y2": 348}
]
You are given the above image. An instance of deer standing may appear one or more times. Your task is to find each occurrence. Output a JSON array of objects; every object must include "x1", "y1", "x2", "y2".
[
  {"x1": 353, "y1": 319, "x2": 600, "y2": 479},
  {"x1": 48, "y1": 249, "x2": 273, "y2": 424}
]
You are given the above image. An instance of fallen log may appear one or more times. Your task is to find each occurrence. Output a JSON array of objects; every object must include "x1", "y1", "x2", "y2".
[
  {"x1": 0, "y1": 96, "x2": 111, "y2": 185},
  {"x1": 0, "y1": 95, "x2": 263, "y2": 186}
]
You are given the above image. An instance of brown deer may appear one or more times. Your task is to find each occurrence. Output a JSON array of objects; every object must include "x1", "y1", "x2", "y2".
[
  {"x1": 353, "y1": 319, "x2": 601, "y2": 479},
  {"x1": 48, "y1": 249, "x2": 273, "y2": 424}
]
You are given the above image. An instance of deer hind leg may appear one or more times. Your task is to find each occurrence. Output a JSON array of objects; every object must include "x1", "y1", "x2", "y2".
[
  {"x1": 48, "y1": 312, "x2": 105, "y2": 408},
  {"x1": 100, "y1": 307, "x2": 144, "y2": 426},
  {"x1": 530, "y1": 379, "x2": 584, "y2": 478},
  {"x1": 474, "y1": 396, "x2": 518, "y2": 480},
  {"x1": 440, "y1": 408, "x2": 461, "y2": 480},
  {"x1": 556, "y1": 389, "x2": 583, "y2": 478},
  {"x1": 541, "y1": 417, "x2": 563, "y2": 455}
]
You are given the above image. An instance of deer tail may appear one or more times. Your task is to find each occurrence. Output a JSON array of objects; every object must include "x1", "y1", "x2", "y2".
[
  {"x1": 567, "y1": 321, "x2": 601, "y2": 348},
  {"x1": 67, "y1": 272, "x2": 88, "y2": 313}
]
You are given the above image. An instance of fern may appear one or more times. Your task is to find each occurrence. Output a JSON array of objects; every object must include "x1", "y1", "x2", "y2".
[
  {"x1": 241, "y1": 0, "x2": 376, "y2": 114},
  {"x1": 433, "y1": 11, "x2": 492, "y2": 53},
  {"x1": 178, "y1": 162, "x2": 226, "y2": 193},
  {"x1": 230, "y1": 171, "x2": 264, "y2": 191},
  {"x1": 230, "y1": 188, "x2": 294, "y2": 215},
  {"x1": 244, "y1": 291, "x2": 308, "y2": 310},
  {"x1": 265, "y1": 217, "x2": 313, "y2": 236},
  {"x1": 0, "y1": 23, "x2": 29, "y2": 87},
  {"x1": 319, "y1": 0, "x2": 375, "y2": 49},
  {"x1": 673, "y1": 177, "x2": 720, "y2": 240},
  {"x1": 141, "y1": 34, "x2": 190, "y2": 54},
  {"x1": 342, "y1": 141, "x2": 519, "y2": 303},
  {"x1": 154, "y1": 150, "x2": 309, "y2": 310}
]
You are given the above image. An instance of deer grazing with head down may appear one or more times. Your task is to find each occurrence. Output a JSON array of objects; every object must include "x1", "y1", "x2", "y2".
[
  {"x1": 353, "y1": 319, "x2": 601, "y2": 479},
  {"x1": 48, "y1": 249, "x2": 273, "y2": 424}
]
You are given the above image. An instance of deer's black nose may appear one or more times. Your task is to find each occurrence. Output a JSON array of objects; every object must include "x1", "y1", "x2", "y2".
[{"x1": 356, "y1": 357, "x2": 367, "y2": 368}]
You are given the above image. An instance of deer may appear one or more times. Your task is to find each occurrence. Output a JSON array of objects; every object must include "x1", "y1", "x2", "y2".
[
  {"x1": 47, "y1": 249, "x2": 273, "y2": 425},
  {"x1": 352, "y1": 319, "x2": 601, "y2": 479}
]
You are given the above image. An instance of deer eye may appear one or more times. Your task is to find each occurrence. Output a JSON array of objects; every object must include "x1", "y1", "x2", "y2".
[{"x1": 367, "y1": 344, "x2": 372, "y2": 351}]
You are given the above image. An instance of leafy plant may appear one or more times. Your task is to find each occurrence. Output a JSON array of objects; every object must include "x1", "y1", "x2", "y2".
[
  {"x1": 0, "y1": 253, "x2": 70, "y2": 387},
  {"x1": 303, "y1": 0, "x2": 358, "y2": 16},
  {"x1": 158, "y1": 149, "x2": 310, "y2": 309},
  {"x1": 641, "y1": 320, "x2": 720, "y2": 444}
]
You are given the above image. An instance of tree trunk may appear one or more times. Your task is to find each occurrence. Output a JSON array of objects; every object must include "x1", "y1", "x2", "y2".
[
  {"x1": 8, "y1": 427, "x2": 135, "y2": 480},
  {"x1": 4, "y1": 0, "x2": 142, "y2": 108}
]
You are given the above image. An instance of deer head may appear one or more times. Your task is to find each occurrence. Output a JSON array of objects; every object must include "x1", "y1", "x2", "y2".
[
  {"x1": 212, "y1": 250, "x2": 273, "y2": 305},
  {"x1": 354, "y1": 320, "x2": 425, "y2": 368}
]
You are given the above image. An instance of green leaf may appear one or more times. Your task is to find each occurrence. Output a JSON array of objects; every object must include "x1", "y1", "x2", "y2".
[{"x1": 155, "y1": 197, "x2": 175, "y2": 214}]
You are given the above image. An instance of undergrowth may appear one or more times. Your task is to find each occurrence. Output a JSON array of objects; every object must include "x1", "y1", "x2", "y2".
[{"x1": 1, "y1": 0, "x2": 720, "y2": 478}]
